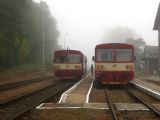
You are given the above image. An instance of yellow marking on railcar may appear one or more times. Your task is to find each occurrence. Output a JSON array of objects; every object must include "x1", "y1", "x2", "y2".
[
  {"x1": 95, "y1": 63, "x2": 134, "y2": 71},
  {"x1": 54, "y1": 64, "x2": 82, "y2": 70}
]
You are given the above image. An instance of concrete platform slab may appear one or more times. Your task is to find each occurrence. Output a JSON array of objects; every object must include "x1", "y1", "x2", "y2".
[
  {"x1": 36, "y1": 103, "x2": 83, "y2": 109},
  {"x1": 59, "y1": 74, "x2": 93, "y2": 104},
  {"x1": 37, "y1": 103, "x2": 160, "y2": 111},
  {"x1": 139, "y1": 75, "x2": 160, "y2": 82},
  {"x1": 115, "y1": 103, "x2": 160, "y2": 111},
  {"x1": 65, "y1": 94, "x2": 86, "y2": 104},
  {"x1": 36, "y1": 103, "x2": 108, "y2": 109}
]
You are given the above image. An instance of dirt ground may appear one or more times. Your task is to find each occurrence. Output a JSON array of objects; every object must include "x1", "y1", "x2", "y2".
[
  {"x1": 117, "y1": 111, "x2": 160, "y2": 120},
  {"x1": 0, "y1": 69, "x2": 54, "y2": 85},
  {"x1": 0, "y1": 78, "x2": 56, "y2": 102},
  {"x1": 19, "y1": 108, "x2": 160, "y2": 120},
  {"x1": 14, "y1": 76, "x2": 160, "y2": 120},
  {"x1": 0, "y1": 72, "x2": 42, "y2": 85}
]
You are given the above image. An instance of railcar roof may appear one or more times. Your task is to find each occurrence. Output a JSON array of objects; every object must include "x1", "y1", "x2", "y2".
[
  {"x1": 96, "y1": 43, "x2": 134, "y2": 48},
  {"x1": 55, "y1": 50, "x2": 82, "y2": 54}
]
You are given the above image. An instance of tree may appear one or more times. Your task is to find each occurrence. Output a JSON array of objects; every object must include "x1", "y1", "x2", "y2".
[
  {"x1": 103, "y1": 26, "x2": 137, "y2": 43},
  {"x1": 0, "y1": 0, "x2": 60, "y2": 69},
  {"x1": 126, "y1": 38, "x2": 146, "y2": 59}
]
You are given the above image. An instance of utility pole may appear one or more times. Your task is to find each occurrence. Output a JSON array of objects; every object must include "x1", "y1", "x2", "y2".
[
  {"x1": 41, "y1": 0, "x2": 46, "y2": 75},
  {"x1": 158, "y1": 31, "x2": 160, "y2": 75},
  {"x1": 64, "y1": 33, "x2": 68, "y2": 50},
  {"x1": 42, "y1": 15, "x2": 45, "y2": 74}
]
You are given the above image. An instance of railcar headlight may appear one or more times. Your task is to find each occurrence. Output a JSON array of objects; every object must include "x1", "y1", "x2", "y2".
[
  {"x1": 55, "y1": 65, "x2": 60, "y2": 69},
  {"x1": 96, "y1": 65, "x2": 99, "y2": 70},
  {"x1": 96, "y1": 65, "x2": 104, "y2": 70},
  {"x1": 75, "y1": 65, "x2": 80, "y2": 69},
  {"x1": 125, "y1": 65, "x2": 129, "y2": 69},
  {"x1": 101, "y1": 65, "x2": 104, "y2": 69}
]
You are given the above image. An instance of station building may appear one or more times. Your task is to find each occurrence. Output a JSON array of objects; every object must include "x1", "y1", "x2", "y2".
[
  {"x1": 143, "y1": 46, "x2": 158, "y2": 75},
  {"x1": 153, "y1": 3, "x2": 160, "y2": 76}
]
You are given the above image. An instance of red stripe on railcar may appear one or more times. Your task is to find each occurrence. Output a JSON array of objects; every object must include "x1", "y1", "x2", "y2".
[
  {"x1": 55, "y1": 69, "x2": 83, "y2": 79},
  {"x1": 95, "y1": 71, "x2": 134, "y2": 84}
]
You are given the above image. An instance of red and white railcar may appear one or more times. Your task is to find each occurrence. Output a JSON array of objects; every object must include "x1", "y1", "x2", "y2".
[
  {"x1": 53, "y1": 50, "x2": 87, "y2": 80},
  {"x1": 93, "y1": 43, "x2": 134, "y2": 85}
]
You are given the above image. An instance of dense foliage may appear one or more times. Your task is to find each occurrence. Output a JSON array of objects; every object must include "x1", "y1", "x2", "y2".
[
  {"x1": 0, "y1": 0, "x2": 60, "y2": 69},
  {"x1": 126, "y1": 38, "x2": 146, "y2": 59}
]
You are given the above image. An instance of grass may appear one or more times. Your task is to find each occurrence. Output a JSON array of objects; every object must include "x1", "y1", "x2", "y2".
[{"x1": 0, "y1": 63, "x2": 53, "y2": 84}]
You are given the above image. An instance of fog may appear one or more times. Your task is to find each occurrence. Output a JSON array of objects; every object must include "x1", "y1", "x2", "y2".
[{"x1": 36, "y1": 0, "x2": 159, "y2": 65}]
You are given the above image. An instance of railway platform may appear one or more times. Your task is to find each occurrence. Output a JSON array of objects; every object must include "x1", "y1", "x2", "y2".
[
  {"x1": 37, "y1": 74, "x2": 111, "y2": 109},
  {"x1": 130, "y1": 78, "x2": 160, "y2": 99},
  {"x1": 59, "y1": 74, "x2": 93, "y2": 104},
  {"x1": 37, "y1": 74, "x2": 160, "y2": 111},
  {"x1": 139, "y1": 75, "x2": 160, "y2": 82}
]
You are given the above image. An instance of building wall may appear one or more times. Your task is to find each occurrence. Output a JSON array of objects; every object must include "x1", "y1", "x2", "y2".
[{"x1": 144, "y1": 58, "x2": 158, "y2": 75}]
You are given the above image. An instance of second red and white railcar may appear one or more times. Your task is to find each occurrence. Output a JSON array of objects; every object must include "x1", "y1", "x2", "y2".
[{"x1": 53, "y1": 50, "x2": 87, "y2": 80}]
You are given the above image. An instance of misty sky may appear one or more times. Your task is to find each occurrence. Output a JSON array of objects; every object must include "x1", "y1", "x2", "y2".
[{"x1": 36, "y1": 0, "x2": 160, "y2": 64}]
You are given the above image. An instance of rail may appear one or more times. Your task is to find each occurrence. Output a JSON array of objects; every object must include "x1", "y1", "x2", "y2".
[
  {"x1": 104, "y1": 88, "x2": 117, "y2": 120},
  {"x1": 0, "y1": 82, "x2": 73, "y2": 120},
  {"x1": 0, "y1": 75, "x2": 54, "y2": 91},
  {"x1": 127, "y1": 90, "x2": 160, "y2": 116},
  {"x1": 0, "y1": 76, "x2": 55, "y2": 105}
]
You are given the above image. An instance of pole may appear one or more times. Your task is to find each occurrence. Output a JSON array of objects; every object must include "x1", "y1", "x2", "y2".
[
  {"x1": 64, "y1": 33, "x2": 68, "y2": 50},
  {"x1": 42, "y1": 16, "x2": 45, "y2": 74},
  {"x1": 41, "y1": 0, "x2": 45, "y2": 74},
  {"x1": 64, "y1": 36, "x2": 65, "y2": 49},
  {"x1": 158, "y1": 31, "x2": 160, "y2": 76}
]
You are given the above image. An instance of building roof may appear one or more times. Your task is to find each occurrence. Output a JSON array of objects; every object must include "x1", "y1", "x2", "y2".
[
  {"x1": 153, "y1": 3, "x2": 160, "y2": 30},
  {"x1": 144, "y1": 46, "x2": 158, "y2": 58}
]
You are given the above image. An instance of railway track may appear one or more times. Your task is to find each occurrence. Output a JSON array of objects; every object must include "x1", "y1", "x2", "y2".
[
  {"x1": 104, "y1": 88, "x2": 118, "y2": 120},
  {"x1": 0, "y1": 82, "x2": 74, "y2": 120},
  {"x1": 104, "y1": 85, "x2": 160, "y2": 120},
  {"x1": 103, "y1": 86, "x2": 160, "y2": 120},
  {"x1": 127, "y1": 89, "x2": 160, "y2": 116},
  {"x1": 0, "y1": 76, "x2": 56, "y2": 105},
  {"x1": 0, "y1": 75, "x2": 54, "y2": 91}
]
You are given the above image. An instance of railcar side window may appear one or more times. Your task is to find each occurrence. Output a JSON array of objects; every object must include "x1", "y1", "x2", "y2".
[
  {"x1": 115, "y1": 49, "x2": 132, "y2": 62},
  {"x1": 96, "y1": 49, "x2": 113, "y2": 62}
]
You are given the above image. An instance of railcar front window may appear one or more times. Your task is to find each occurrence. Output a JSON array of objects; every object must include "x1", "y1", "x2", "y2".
[
  {"x1": 116, "y1": 49, "x2": 132, "y2": 62},
  {"x1": 68, "y1": 54, "x2": 81, "y2": 63},
  {"x1": 55, "y1": 56, "x2": 67, "y2": 63},
  {"x1": 96, "y1": 49, "x2": 113, "y2": 62}
]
